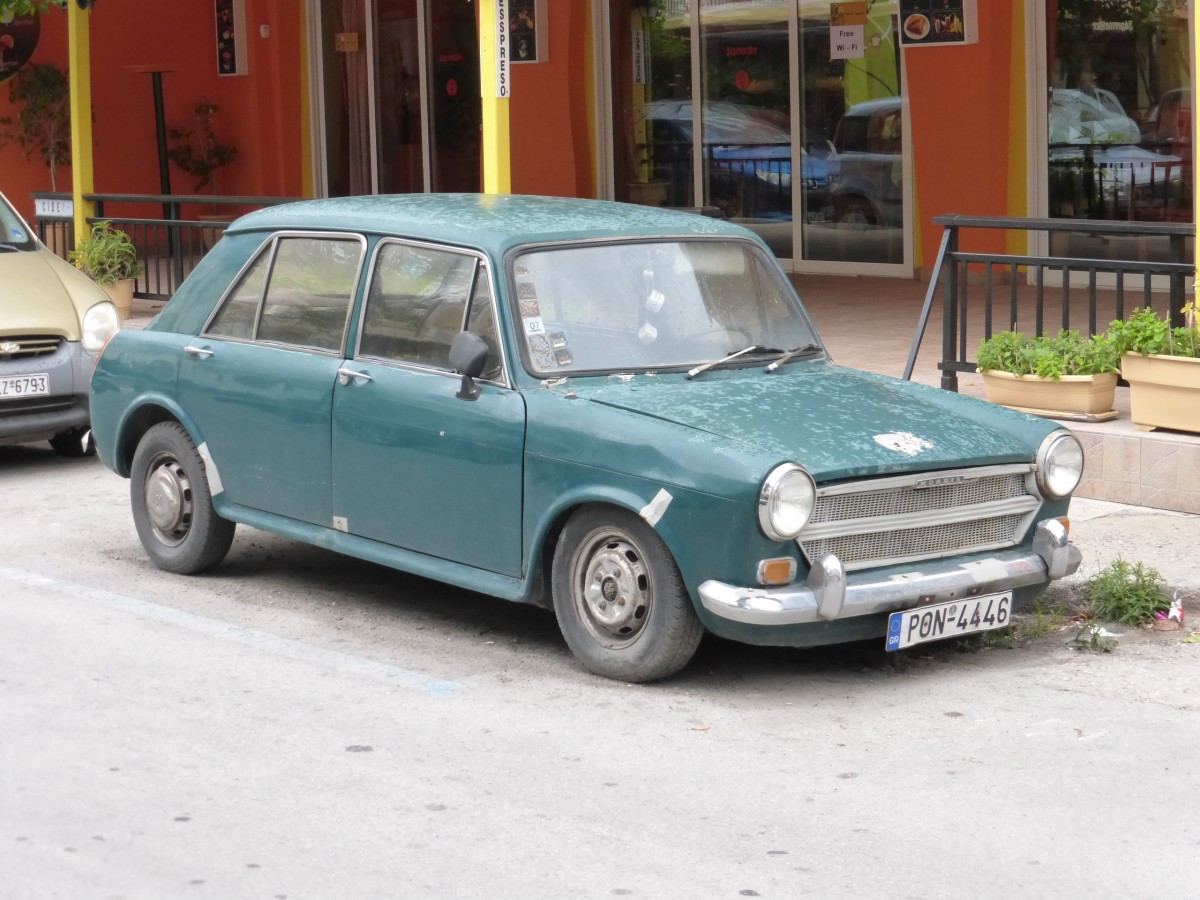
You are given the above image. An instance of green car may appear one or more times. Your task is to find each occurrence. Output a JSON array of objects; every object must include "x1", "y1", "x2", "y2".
[{"x1": 90, "y1": 195, "x2": 1083, "y2": 681}]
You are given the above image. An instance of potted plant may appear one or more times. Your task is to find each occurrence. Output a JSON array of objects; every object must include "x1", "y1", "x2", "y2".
[
  {"x1": 1109, "y1": 304, "x2": 1200, "y2": 433},
  {"x1": 976, "y1": 328, "x2": 1120, "y2": 416},
  {"x1": 168, "y1": 101, "x2": 238, "y2": 247},
  {"x1": 68, "y1": 221, "x2": 143, "y2": 319}
]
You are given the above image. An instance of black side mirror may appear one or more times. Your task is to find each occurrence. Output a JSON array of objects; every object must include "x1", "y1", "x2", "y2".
[{"x1": 449, "y1": 331, "x2": 490, "y2": 401}]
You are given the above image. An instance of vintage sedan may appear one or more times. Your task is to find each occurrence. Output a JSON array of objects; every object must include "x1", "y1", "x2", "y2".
[
  {"x1": 90, "y1": 195, "x2": 1083, "y2": 681},
  {"x1": 1, "y1": 189, "x2": 120, "y2": 455}
]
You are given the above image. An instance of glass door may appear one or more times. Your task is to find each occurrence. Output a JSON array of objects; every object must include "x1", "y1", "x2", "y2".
[
  {"x1": 1044, "y1": 0, "x2": 1192, "y2": 262},
  {"x1": 313, "y1": 0, "x2": 480, "y2": 196}
]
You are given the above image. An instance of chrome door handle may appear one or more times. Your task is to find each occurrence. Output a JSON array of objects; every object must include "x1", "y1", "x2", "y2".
[
  {"x1": 184, "y1": 345, "x2": 214, "y2": 359},
  {"x1": 337, "y1": 367, "x2": 374, "y2": 386}
]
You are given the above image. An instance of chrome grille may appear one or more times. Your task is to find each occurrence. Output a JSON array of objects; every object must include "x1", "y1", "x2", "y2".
[
  {"x1": 812, "y1": 473, "x2": 1028, "y2": 524},
  {"x1": 0, "y1": 336, "x2": 63, "y2": 359},
  {"x1": 799, "y1": 465, "x2": 1040, "y2": 572}
]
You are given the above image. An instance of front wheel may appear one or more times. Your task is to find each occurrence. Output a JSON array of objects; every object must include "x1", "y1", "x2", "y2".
[
  {"x1": 551, "y1": 507, "x2": 703, "y2": 682},
  {"x1": 130, "y1": 421, "x2": 235, "y2": 574}
]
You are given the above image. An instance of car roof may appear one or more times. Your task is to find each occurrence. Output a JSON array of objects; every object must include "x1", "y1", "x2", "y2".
[{"x1": 226, "y1": 193, "x2": 751, "y2": 255}]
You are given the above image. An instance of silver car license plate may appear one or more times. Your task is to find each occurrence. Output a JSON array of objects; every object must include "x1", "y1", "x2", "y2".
[
  {"x1": 886, "y1": 592, "x2": 1012, "y2": 651},
  {"x1": 0, "y1": 373, "x2": 49, "y2": 398}
]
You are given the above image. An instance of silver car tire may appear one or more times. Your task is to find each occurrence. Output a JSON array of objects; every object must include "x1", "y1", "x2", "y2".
[
  {"x1": 551, "y1": 507, "x2": 703, "y2": 683},
  {"x1": 130, "y1": 421, "x2": 235, "y2": 574}
]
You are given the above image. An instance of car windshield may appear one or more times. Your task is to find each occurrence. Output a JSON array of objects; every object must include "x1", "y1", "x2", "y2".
[
  {"x1": 510, "y1": 239, "x2": 822, "y2": 375},
  {"x1": 0, "y1": 194, "x2": 37, "y2": 252}
]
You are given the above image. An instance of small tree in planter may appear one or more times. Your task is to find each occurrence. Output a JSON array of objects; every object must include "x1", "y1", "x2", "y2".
[
  {"x1": 0, "y1": 62, "x2": 71, "y2": 191},
  {"x1": 167, "y1": 101, "x2": 237, "y2": 193},
  {"x1": 69, "y1": 221, "x2": 144, "y2": 319},
  {"x1": 976, "y1": 329, "x2": 1120, "y2": 416}
]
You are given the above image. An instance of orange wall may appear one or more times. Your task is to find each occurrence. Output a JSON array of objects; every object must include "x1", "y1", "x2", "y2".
[
  {"x1": 509, "y1": 2, "x2": 594, "y2": 197},
  {"x1": 905, "y1": 2, "x2": 1022, "y2": 273},
  {"x1": 0, "y1": 1, "x2": 307, "y2": 221}
]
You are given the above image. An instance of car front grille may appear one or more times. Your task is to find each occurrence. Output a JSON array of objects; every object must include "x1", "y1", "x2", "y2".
[
  {"x1": 0, "y1": 336, "x2": 63, "y2": 359},
  {"x1": 0, "y1": 396, "x2": 77, "y2": 419},
  {"x1": 799, "y1": 464, "x2": 1041, "y2": 571}
]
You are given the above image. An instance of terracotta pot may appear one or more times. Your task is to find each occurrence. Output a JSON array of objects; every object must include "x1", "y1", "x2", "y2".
[
  {"x1": 101, "y1": 278, "x2": 134, "y2": 320},
  {"x1": 980, "y1": 370, "x2": 1118, "y2": 415},
  {"x1": 1120, "y1": 352, "x2": 1200, "y2": 433}
]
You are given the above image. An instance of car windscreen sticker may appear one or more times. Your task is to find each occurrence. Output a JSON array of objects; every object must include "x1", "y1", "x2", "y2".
[
  {"x1": 524, "y1": 316, "x2": 545, "y2": 336},
  {"x1": 528, "y1": 332, "x2": 554, "y2": 369}
]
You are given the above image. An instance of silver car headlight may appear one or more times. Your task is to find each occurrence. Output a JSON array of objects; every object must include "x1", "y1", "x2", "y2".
[
  {"x1": 82, "y1": 301, "x2": 120, "y2": 353},
  {"x1": 758, "y1": 463, "x2": 817, "y2": 541},
  {"x1": 1035, "y1": 430, "x2": 1084, "y2": 499}
]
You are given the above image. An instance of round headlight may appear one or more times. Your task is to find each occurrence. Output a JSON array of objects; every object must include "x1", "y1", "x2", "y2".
[
  {"x1": 82, "y1": 300, "x2": 120, "y2": 354},
  {"x1": 1036, "y1": 431, "x2": 1084, "y2": 499},
  {"x1": 758, "y1": 463, "x2": 817, "y2": 541}
]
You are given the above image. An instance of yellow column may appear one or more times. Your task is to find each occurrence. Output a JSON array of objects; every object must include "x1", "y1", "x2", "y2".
[
  {"x1": 67, "y1": 2, "x2": 95, "y2": 244},
  {"x1": 478, "y1": 0, "x2": 511, "y2": 194}
]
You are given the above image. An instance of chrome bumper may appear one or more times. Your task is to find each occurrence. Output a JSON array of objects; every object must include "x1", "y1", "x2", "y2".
[{"x1": 698, "y1": 518, "x2": 1081, "y2": 626}]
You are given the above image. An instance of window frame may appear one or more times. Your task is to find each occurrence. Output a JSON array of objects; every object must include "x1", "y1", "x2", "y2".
[
  {"x1": 201, "y1": 230, "x2": 369, "y2": 357},
  {"x1": 352, "y1": 236, "x2": 510, "y2": 388}
]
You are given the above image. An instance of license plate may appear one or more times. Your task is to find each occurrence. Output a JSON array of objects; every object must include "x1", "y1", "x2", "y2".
[
  {"x1": 0, "y1": 373, "x2": 49, "y2": 398},
  {"x1": 886, "y1": 592, "x2": 1012, "y2": 651}
]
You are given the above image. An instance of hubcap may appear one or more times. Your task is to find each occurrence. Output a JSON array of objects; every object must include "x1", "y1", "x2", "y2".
[
  {"x1": 144, "y1": 457, "x2": 193, "y2": 546},
  {"x1": 576, "y1": 534, "x2": 652, "y2": 647}
]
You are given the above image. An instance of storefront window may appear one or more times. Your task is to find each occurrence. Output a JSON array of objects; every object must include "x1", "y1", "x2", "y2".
[
  {"x1": 375, "y1": 0, "x2": 425, "y2": 194},
  {"x1": 1047, "y1": 0, "x2": 1192, "y2": 234}
]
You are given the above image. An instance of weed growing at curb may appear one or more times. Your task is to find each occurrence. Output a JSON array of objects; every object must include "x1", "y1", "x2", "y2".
[{"x1": 1085, "y1": 558, "x2": 1171, "y2": 626}]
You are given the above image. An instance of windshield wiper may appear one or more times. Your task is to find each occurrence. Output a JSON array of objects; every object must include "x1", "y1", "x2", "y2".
[
  {"x1": 0, "y1": 243, "x2": 21, "y2": 252},
  {"x1": 686, "y1": 345, "x2": 782, "y2": 380},
  {"x1": 765, "y1": 343, "x2": 824, "y2": 373}
]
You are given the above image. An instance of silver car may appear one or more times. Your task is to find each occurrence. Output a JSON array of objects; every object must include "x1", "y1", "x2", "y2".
[{"x1": 0, "y1": 191, "x2": 120, "y2": 455}]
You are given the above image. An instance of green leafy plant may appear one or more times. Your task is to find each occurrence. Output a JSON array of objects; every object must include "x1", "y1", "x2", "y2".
[
  {"x1": 167, "y1": 101, "x2": 237, "y2": 192},
  {"x1": 0, "y1": 63, "x2": 71, "y2": 191},
  {"x1": 68, "y1": 221, "x2": 143, "y2": 285},
  {"x1": 1109, "y1": 306, "x2": 1199, "y2": 359},
  {"x1": 1085, "y1": 557, "x2": 1172, "y2": 625},
  {"x1": 977, "y1": 329, "x2": 1120, "y2": 380}
]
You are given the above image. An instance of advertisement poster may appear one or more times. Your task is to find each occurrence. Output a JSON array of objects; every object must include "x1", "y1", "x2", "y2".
[
  {"x1": 898, "y1": 0, "x2": 977, "y2": 47},
  {"x1": 0, "y1": 13, "x2": 40, "y2": 85}
]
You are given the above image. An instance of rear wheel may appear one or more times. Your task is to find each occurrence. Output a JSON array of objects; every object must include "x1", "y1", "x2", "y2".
[
  {"x1": 130, "y1": 422, "x2": 235, "y2": 574},
  {"x1": 551, "y1": 507, "x2": 703, "y2": 682}
]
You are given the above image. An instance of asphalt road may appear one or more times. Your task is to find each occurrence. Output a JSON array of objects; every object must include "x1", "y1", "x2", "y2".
[{"x1": 3, "y1": 444, "x2": 1198, "y2": 900}]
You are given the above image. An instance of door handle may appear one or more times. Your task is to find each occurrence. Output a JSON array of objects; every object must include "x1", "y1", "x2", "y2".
[
  {"x1": 184, "y1": 345, "x2": 214, "y2": 359},
  {"x1": 337, "y1": 367, "x2": 374, "y2": 386}
]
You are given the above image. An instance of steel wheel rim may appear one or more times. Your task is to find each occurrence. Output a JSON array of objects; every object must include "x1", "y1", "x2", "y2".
[
  {"x1": 144, "y1": 452, "x2": 194, "y2": 547},
  {"x1": 571, "y1": 527, "x2": 653, "y2": 649}
]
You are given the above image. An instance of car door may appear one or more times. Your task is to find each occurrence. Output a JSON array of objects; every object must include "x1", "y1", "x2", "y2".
[
  {"x1": 175, "y1": 233, "x2": 365, "y2": 525},
  {"x1": 331, "y1": 239, "x2": 526, "y2": 577}
]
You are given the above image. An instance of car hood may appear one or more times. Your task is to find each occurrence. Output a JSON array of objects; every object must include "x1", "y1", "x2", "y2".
[
  {"x1": 569, "y1": 363, "x2": 1046, "y2": 481},
  {"x1": 0, "y1": 248, "x2": 104, "y2": 340}
]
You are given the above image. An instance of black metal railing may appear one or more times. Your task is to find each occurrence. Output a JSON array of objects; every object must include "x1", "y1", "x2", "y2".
[
  {"x1": 32, "y1": 192, "x2": 298, "y2": 300},
  {"x1": 904, "y1": 215, "x2": 1194, "y2": 390}
]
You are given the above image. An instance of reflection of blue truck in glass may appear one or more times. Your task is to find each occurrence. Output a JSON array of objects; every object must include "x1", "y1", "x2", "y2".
[{"x1": 646, "y1": 100, "x2": 833, "y2": 222}]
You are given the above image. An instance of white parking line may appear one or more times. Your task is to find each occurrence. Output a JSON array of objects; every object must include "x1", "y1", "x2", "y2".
[{"x1": 0, "y1": 565, "x2": 461, "y2": 696}]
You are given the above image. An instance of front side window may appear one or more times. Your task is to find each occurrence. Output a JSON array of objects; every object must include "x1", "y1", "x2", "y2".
[
  {"x1": 206, "y1": 234, "x2": 364, "y2": 352},
  {"x1": 358, "y1": 241, "x2": 501, "y2": 377},
  {"x1": 511, "y1": 239, "x2": 819, "y2": 375}
]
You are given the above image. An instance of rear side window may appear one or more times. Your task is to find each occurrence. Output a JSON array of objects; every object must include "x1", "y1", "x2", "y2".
[{"x1": 206, "y1": 234, "x2": 365, "y2": 352}]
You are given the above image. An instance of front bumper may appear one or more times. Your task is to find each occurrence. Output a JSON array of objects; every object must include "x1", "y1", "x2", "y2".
[{"x1": 698, "y1": 518, "x2": 1081, "y2": 626}]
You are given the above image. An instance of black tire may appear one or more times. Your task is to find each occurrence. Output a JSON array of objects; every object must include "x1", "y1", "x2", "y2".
[
  {"x1": 130, "y1": 421, "x2": 235, "y2": 574},
  {"x1": 49, "y1": 426, "x2": 95, "y2": 457},
  {"x1": 551, "y1": 506, "x2": 703, "y2": 682}
]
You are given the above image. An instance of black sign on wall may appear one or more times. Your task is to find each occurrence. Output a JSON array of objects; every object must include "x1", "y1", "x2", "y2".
[
  {"x1": 0, "y1": 13, "x2": 41, "y2": 85},
  {"x1": 899, "y1": 0, "x2": 977, "y2": 47}
]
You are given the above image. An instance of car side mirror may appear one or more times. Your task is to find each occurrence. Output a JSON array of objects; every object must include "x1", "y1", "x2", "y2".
[{"x1": 449, "y1": 331, "x2": 489, "y2": 401}]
